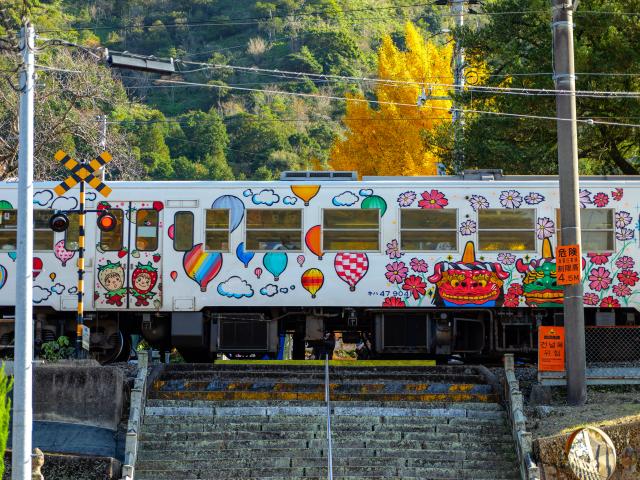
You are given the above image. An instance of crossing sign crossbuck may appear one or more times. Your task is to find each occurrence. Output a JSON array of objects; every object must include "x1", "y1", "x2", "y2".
[{"x1": 53, "y1": 150, "x2": 112, "y2": 197}]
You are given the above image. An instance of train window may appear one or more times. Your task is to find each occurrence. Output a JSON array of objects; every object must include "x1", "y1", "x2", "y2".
[
  {"x1": 174, "y1": 211, "x2": 194, "y2": 251},
  {"x1": 34, "y1": 210, "x2": 54, "y2": 250},
  {"x1": 136, "y1": 209, "x2": 159, "y2": 251},
  {"x1": 556, "y1": 209, "x2": 614, "y2": 251},
  {"x1": 205, "y1": 209, "x2": 229, "y2": 252},
  {"x1": 246, "y1": 209, "x2": 302, "y2": 251},
  {"x1": 323, "y1": 209, "x2": 379, "y2": 251},
  {"x1": 478, "y1": 209, "x2": 536, "y2": 251},
  {"x1": 64, "y1": 213, "x2": 80, "y2": 251},
  {"x1": 400, "y1": 209, "x2": 457, "y2": 251},
  {"x1": 0, "y1": 209, "x2": 17, "y2": 251},
  {"x1": 100, "y1": 209, "x2": 124, "y2": 251}
]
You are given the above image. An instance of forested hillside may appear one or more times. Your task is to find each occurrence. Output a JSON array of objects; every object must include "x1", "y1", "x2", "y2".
[{"x1": 0, "y1": 0, "x2": 638, "y2": 180}]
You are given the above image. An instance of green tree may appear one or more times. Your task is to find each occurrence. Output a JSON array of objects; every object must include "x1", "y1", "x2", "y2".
[
  {"x1": 0, "y1": 364, "x2": 12, "y2": 478},
  {"x1": 456, "y1": 0, "x2": 640, "y2": 175}
]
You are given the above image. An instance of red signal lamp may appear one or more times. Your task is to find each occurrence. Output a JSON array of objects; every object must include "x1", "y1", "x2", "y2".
[
  {"x1": 97, "y1": 212, "x2": 117, "y2": 232},
  {"x1": 49, "y1": 213, "x2": 69, "y2": 232}
]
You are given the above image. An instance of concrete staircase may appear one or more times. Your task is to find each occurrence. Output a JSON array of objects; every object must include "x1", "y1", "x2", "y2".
[{"x1": 135, "y1": 363, "x2": 520, "y2": 480}]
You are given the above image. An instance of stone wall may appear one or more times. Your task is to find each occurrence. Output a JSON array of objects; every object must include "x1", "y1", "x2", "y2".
[{"x1": 3, "y1": 450, "x2": 121, "y2": 480}]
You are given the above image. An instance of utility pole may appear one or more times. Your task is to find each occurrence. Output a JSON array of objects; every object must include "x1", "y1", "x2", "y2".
[
  {"x1": 451, "y1": 0, "x2": 465, "y2": 171},
  {"x1": 13, "y1": 21, "x2": 35, "y2": 480},
  {"x1": 552, "y1": 0, "x2": 586, "y2": 406}
]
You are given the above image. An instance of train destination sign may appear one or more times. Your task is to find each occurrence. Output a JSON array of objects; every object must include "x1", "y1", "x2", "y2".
[
  {"x1": 538, "y1": 326, "x2": 565, "y2": 372},
  {"x1": 556, "y1": 244, "x2": 581, "y2": 286}
]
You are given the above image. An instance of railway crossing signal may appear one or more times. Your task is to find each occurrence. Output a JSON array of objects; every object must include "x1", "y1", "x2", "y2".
[{"x1": 53, "y1": 149, "x2": 113, "y2": 357}]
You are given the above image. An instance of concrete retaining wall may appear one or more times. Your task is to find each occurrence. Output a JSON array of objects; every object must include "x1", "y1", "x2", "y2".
[{"x1": 3, "y1": 450, "x2": 121, "y2": 480}]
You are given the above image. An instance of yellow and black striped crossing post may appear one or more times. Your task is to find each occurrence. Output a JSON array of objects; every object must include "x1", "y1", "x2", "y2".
[{"x1": 53, "y1": 150, "x2": 112, "y2": 357}]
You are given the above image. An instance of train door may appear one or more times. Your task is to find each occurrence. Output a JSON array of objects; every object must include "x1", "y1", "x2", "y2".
[{"x1": 94, "y1": 201, "x2": 163, "y2": 310}]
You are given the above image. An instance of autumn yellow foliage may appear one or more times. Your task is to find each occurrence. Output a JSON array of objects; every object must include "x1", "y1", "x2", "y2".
[{"x1": 330, "y1": 23, "x2": 453, "y2": 177}]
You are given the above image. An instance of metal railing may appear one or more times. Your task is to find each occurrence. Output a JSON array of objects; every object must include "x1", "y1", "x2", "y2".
[
  {"x1": 503, "y1": 354, "x2": 540, "y2": 480},
  {"x1": 585, "y1": 326, "x2": 640, "y2": 364},
  {"x1": 121, "y1": 350, "x2": 149, "y2": 480},
  {"x1": 324, "y1": 355, "x2": 334, "y2": 480}
]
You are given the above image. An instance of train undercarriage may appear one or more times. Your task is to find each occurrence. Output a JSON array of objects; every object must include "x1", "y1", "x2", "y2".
[{"x1": 1, "y1": 306, "x2": 638, "y2": 364}]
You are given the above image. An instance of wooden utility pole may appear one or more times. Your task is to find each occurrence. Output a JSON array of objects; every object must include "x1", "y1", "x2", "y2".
[{"x1": 552, "y1": 0, "x2": 586, "y2": 406}]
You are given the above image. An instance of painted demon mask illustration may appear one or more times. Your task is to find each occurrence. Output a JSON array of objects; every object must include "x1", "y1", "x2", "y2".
[
  {"x1": 515, "y1": 238, "x2": 564, "y2": 307},
  {"x1": 428, "y1": 242, "x2": 509, "y2": 307}
]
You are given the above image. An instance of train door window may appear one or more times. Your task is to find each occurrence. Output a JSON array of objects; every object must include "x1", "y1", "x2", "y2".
[
  {"x1": 100, "y1": 209, "x2": 124, "y2": 251},
  {"x1": 174, "y1": 211, "x2": 194, "y2": 251},
  {"x1": 400, "y1": 209, "x2": 457, "y2": 251},
  {"x1": 323, "y1": 209, "x2": 380, "y2": 251},
  {"x1": 0, "y1": 209, "x2": 17, "y2": 251},
  {"x1": 34, "y1": 210, "x2": 54, "y2": 250},
  {"x1": 478, "y1": 209, "x2": 536, "y2": 251},
  {"x1": 556, "y1": 209, "x2": 614, "y2": 251},
  {"x1": 64, "y1": 213, "x2": 80, "y2": 251},
  {"x1": 136, "y1": 209, "x2": 159, "y2": 251},
  {"x1": 205, "y1": 209, "x2": 229, "y2": 251},
  {"x1": 246, "y1": 209, "x2": 302, "y2": 251}
]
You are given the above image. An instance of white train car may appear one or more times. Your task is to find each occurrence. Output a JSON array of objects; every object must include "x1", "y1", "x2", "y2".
[{"x1": 0, "y1": 170, "x2": 638, "y2": 361}]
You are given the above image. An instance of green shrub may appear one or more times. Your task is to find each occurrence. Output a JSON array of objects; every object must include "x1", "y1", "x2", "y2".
[
  {"x1": 41, "y1": 336, "x2": 75, "y2": 361},
  {"x1": 0, "y1": 364, "x2": 12, "y2": 477}
]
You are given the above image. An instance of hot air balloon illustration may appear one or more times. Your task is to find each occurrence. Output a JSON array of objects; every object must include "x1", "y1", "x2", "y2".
[
  {"x1": 263, "y1": 252, "x2": 288, "y2": 281},
  {"x1": 334, "y1": 252, "x2": 369, "y2": 292},
  {"x1": 33, "y1": 257, "x2": 43, "y2": 279},
  {"x1": 291, "y1": 185, "x2": 320, "y2": 206},
  {"x1": 49, "y1": 272, "x2": 56, "y2": 281},
  {"x1": 8, "y1": 252, "x2": 16, "y2": 262},
  {"x1": 236, "y1": 242, "x2": 255, "y2": 268},
  {"x1": 296, "y1": 255, "x2": 305, "y2": 267},
  {"x1": 0, "y1": 265, "x2": 6, "y2": 290},
  {"x1": 301, "y1": 268, "x2": 324, "y2": 298},
  {"x1": 212, "y1": 195, "x2": 245, "y2": 233},
  {"x1": 361, "y1": 194, "x2": 387, "y2": 217},
  {"x1": 183, "y1": 243, "x2": 223, "y2": 292},
  {"x1": 54, "y1": 240, "x2": 75, "y2": 266},
  {"x1": 170, "y1": 270, "x2": 178, "y2": 282},
  {"x1": 305, "y1": 225, "x2": 323, "y2": 260},
  {"x1": 254, "y1": 267, "x2": 263, "y2": 279}
]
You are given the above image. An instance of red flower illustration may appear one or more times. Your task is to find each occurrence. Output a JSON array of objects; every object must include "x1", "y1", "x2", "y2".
[
  {"x1": 583, "y1": 293, "x2": 599, "y2": 305},
  {"x1": 418, "y1": 189, "x2": 448, "y2": 209},
  {"x1": 612, "y1": 284, "x2": 631, "y2": 297},
  {"x1": 507, "y1": 283, "x2": 523, "y2": 296},
  {"x1": 402, "y1": 275, "x2": 427, "y2": 300},
  {"x1": 599, "y1": 296, "x2": 620, "y2": 308},
  {"x1": 611, "y1": 188, "x2": 623, "y2": 201},
  {"x1": 587, "y1": 252, "x2": 611, "y2": 265},
  {"x1": 617, "y1": 270, "x2": 639, "y2": 287},
  {"x1": 593, "y1": 192, "x2": 609, "y2": 207},
  {"x1": 382, "y1": 297, "x2": 406, "y2": 308},
  {"x1": 503, "y1": 294, "x2": 520, "y2": 307}
]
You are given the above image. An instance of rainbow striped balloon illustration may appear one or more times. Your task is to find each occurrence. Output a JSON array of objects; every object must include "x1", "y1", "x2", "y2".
[
  {"x1": 183, "y1": 243, "x2": 223, "y2": 292},
  {"x1": 301, "y1": 268, "x2": 324, "y2": 298},
  {"x1": 0, "y1": 265, "x2": 6, "y2": 290}
]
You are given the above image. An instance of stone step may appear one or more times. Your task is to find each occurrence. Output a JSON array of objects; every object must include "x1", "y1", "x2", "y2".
[
  {"x1": 134, "y1": 465, "x2": 519, "y2": 480},
  {"x1": 161, "y1": 364, "x2": 480, "y2": 375}
]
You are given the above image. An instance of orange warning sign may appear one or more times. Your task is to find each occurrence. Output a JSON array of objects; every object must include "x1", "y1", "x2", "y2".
[
  {"x1": 556, "y1": 244, "x2": 581, "y2": 285},
  {"x1": 538, "y1": 326, "x2": 565, "y2": 372}
]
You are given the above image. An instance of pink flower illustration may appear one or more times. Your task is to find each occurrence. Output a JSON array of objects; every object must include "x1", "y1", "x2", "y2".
[
  {"x1": 612, "y1": 284, "x2": 631, "y2": 297},
  {"x1": 383, "y1": 297, "x2": 406, "y2": 308},
  {"x1": 386, "y1": 239, "x2": 403, "y2": 259},
  {"x1": 600, "y1": 296, "x2": 620, "y2": 308},
  {"x1": 499, "y1": 190, "x2": 523, "y2": 209},
  {"x1": 583, "y1": 293, "x2": 599, "y2": 305},
  {"x1": 615, "y1": 256, "x2": 635, "y2": 270},
  {"x1": 579, "y1": 189, "x2": 592, "y2": 208},
  {"x1": 469, "y1": 195, "x2": 489, "y2": 211},
  {"x1": 503, "y1": 294, "x2": 520, "y2": 307},
  {"x1": 587, "y1": 252, "x2": 611, "y2": 265},
  {"x1": 497, "y1": 253, "x2": 516, "y2": 265},
  {"x1": 588, "y1": 267, "x2": 612, "y2": 291},
  {"x1": 402, "y1": 275, "x2": 427, "y2": 300},
  {"x1": 536, "y1": 217, "x2": 555, "y2": 239},
  {"x1": 524, "y1": 192, "x2": 545, "y2": 205},
  {"x1": 397, "y1": 191, "x2": 417, "y2": 207},
  {"x1": 409, "y1": 258, "x2": 428, "y2": 273},
  {"x1": 615, "y1": 211, "x2": 632, "y2": 228},
  {"x1": 616, "y1": 229, "x2": 634, "y2": 241},
  {"x1": 385, "y1": 261, "x2": 408, "y2": 284},
  {"x1": 459, "y1": 220, "x2": 477, "y2": 236},
  {"x1": 617, "y1": 270, "x2": 639, "y2": 287},
  {"x1": 593, "y1": 192, "x2": 609, "y2": 207},
  {"x1": 418, "y1": 189, "x2": 448, "y2": 209}
]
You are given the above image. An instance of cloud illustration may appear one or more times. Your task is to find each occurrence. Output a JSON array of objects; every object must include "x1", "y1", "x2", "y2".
[
  {"x1": 217, "y1": 276, "x2": 254, "y2": 298},
  {"x1": 283, "y1": 196, "x2": 297, "y2": 205},
  {"x1": 33, "y1": 286, "x2": 52, "y2": 304},
  {"x1": 33, "y1": 190, "x2": 53, "y2": 207},
  {"x1": 332, "y1": 191, "x2": 359, "y2": 207},
  {"x1": 259, "y1": 284, "x2": 278, "y2": 297},
  {"x1": 359, "y1": 189, "x2": 373, "y2": 197},
  {"x1": 51, "y1": 196, "x2": 78, "y2": 212},
  {"x1": 85, "y1": 192, "x2": 97, "y2": 202},
  {"x1": 252, "y1": 189, "x2": 280, "y2": 206},
  {"x1": 50, "y1": 283, "x2": 66, "y2": 295},
  {"x1": 243, "y1": 189, "x2": 253, "y2": 197},
  {"x1": 68, "y1": 286, "x2": 78, "y2": 294}
]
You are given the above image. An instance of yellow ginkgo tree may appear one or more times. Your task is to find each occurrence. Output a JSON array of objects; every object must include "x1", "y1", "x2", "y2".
[{"x1": 330, "y1": 23, "x2": 453, "y2": 176}]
